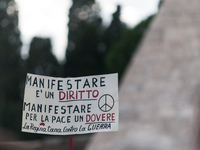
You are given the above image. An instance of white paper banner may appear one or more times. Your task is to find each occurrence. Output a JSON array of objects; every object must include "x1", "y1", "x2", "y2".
[{"x1": 21, "y1": 73, "x2": 118, "y2": 135}]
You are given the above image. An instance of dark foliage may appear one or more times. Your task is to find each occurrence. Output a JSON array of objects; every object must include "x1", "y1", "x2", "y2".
[
  {"x1": 26, "y1": 37, "x2": 62, "y2": 77},
  {"x1": 105, "y1": 15, "x2": 154, "y2": 80},
  {"x1": 0, "y1": 0, "x2": 24, "y2": 132}
]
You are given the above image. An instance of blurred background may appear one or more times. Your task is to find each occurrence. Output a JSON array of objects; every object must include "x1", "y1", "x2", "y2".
[{"x1": 0, "y1": 0, "x2": 160, "y2": 149}]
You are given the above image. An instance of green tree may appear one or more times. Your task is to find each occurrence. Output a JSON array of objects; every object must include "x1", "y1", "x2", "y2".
[
  {"x1": 26, "y1": 37, "x2": 61, "y2": 77},
  {"x1": 64, "y1": 0, "x2": 105, "y2": 77},
  {"x1": 67, "y1": 0, "x2": 100, "y2": 51},
  {"x1": 103, "y1": 5, "x2": 125, "y2": 51},
  {"x1": 105, "y1": 15, "x2": 155, "y2": 80},
  {"x1": 0, "y1": 0, "x2": 24, "y2": 131}
]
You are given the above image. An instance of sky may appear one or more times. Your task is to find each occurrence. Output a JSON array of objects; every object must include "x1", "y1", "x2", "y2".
[{"x1": 15, "y1": 0, "x2": 160, "y2": 63}]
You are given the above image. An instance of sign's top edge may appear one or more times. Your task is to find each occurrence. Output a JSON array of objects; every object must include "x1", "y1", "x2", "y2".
[{"x1": 27, "y1": 73, "x2": 118, "y2": 79}]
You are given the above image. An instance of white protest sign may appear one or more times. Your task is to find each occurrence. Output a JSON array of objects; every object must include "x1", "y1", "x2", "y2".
[{"x1": 21, "y1": 73, "x2": 118, "y2": 135}]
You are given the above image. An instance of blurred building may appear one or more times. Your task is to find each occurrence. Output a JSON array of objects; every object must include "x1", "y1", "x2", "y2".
[{"x1": 85, "y1": 0, "x2": 200, "y2": 150}]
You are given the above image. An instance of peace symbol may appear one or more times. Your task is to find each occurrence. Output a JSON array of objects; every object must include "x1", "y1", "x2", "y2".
[{"x1": 98, "y1": 94, "x2": 114, "y2": 112}]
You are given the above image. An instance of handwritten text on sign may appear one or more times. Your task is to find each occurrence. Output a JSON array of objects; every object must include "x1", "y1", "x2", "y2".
[{"x1": 21, "y1": 73, "x2": 118, "y2": 135}]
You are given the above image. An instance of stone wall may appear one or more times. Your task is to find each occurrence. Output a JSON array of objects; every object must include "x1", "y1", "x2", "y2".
[{"x1": 85, "y1": 0, "x2": 200, "y2": 150}]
